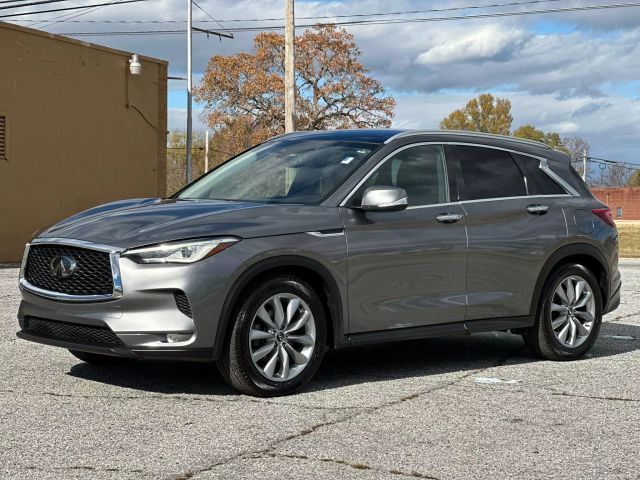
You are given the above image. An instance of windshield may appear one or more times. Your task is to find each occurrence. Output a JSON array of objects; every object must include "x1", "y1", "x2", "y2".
[{"x1": 176, "y1": 138, "x2": 377, "y2": 205}]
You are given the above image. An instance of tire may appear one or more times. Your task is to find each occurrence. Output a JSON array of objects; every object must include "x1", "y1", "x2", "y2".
[
  {"x1": 217, "y1": 275, "x2": 327, "y2": 397},
  {"x1": 524, "y1": 263, "x2": 603, "y2": 361},
  {"x1": 69, "y1": 350, "x2": 134, "y2": 365}
]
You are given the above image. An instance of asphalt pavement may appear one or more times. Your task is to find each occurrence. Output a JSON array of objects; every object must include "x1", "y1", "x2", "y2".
[{"x1": 1, "y1": 261, "x2": 638, "y2": 479}]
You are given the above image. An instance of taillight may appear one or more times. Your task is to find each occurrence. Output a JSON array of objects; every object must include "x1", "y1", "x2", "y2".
[{"x1": 592, "y1": 207, "x2": 616, "y2": 228}]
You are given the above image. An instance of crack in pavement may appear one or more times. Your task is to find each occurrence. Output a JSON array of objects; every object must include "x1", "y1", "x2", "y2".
[
  {"x1": 23, "y1": 464, "x2": 145, "y2": 474},
  {"x1": 450, "y1": 382, "x2": 640, "y2": 405},
  {"x1": 261, "y1": 452, "x2": 442, "y2": 479},
  {"x1": 319, "y1": 366, "x2": 405, "y2": 380},
  {"x1": 0, "y1": 388, "x2": 353, "y2": 412},
  {"x1": 603, "y1": 310, "x2": 640, "y2": 323},
  {"x1": 245, "y1": 396, "x2": 359, "y2": 412},
  {"x1": 168, "y1": 348, "x2": 525, "y2": 480},
  {"x1": 0, "y1": 388, "x2": 243, "y2": 404},
  {"x1": 547, "y1": 391, "x2": 639, "y2": 403}
]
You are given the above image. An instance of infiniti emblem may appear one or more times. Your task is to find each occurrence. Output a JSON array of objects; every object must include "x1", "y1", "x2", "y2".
[{"x1": 49, "y1": 255, "x2": 77, "y2": 279}]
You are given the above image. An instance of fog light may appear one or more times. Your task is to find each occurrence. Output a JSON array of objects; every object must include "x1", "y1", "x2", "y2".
[{"x1": 165, "y1": 333, "x2": 191, "y2": 343}]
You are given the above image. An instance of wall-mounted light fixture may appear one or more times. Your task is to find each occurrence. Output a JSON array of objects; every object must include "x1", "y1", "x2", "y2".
[{"x1": 128, "y1": 54, "x2": 142, "y2": 76}]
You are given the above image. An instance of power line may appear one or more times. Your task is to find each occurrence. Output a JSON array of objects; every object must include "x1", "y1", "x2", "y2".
[
  {"x1": 215, "y1": 0, "x2": 569, "y2": 22},
  {"x1": 191, "y1": 0, "x2": 233, "y2": 37},
  {"x1": 0, "y1": 0, "x2": 150, "y2": 19},
  {"x1": 235, "y1": 2, "x2": 640, "y2": 30},
  {"x1": 0, "y1": 0, "x2": 69, "y2": 11},
  {"x1": 588, "y1": 157, "x2": 640, "y2": 172},
  {"x1": 167, "y1": 146, "x2": 234, "y2": 155},
  {"x1": 32, "y1": 0, "x2": 120, "y2": 28},
  {"x1": 52, "y1": 2, "x2": 640, "y2": 35},
  {"x1": 0, "y1": 0, "x2": 58, "y2": 4},
  {"x1": 9, "y1": 0, "x2": 567, "y2": 23},
  {"x1": 0, "y1": 0, "x2": 55, "y2": 4}
]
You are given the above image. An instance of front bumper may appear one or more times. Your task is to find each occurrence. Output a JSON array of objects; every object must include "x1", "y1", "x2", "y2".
[
  {"x1": 16, "y1": 329, "x2": 213, "y2": 360},
  {"x1": 17, "y1": 238, "x2": 244, "y2": 360}
]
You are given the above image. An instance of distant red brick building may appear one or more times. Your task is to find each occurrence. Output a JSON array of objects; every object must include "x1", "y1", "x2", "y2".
[{"x1": 591, "y1": 187, "x2": 640, "y2": 220}]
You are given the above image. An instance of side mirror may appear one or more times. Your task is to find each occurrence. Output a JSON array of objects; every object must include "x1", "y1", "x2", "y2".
[{"x1": 359, "y1": 186, "x2": 408, "y2": 212}]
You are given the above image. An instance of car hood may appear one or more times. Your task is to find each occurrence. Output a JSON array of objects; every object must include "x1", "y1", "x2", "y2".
[{"x1": 38, "y1": 198, "x2": 343, "y2": 249}]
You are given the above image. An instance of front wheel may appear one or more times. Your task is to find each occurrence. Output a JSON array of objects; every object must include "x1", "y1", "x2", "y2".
[
  {"x1": 217, "y1": 275, "x2": 327, "y2": 397},
  {"x1": 524, "y1": 263, "x2": 603, "y2": 361}
]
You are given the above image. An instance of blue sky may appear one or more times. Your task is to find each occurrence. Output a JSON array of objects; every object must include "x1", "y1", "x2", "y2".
[{"x1": 9, "y1": 0, "x2": 640, "y2": 163}]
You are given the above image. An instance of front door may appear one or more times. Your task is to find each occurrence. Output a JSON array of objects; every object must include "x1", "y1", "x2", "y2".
[{"x1": 341, "y1": 143, "x2": 468, "y2": 334}]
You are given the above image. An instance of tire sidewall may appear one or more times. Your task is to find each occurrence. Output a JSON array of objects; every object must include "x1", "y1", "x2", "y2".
[
  {"x1": 540, "y1": 264, "x2": 603, "y2": 358},
  {"x1": 231, "y1": 277, "x2": 327, "y2": 395}
]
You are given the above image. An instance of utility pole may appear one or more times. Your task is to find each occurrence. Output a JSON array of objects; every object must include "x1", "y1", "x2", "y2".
[
  {"x1": 284, "y1": 0, "x2": 296, "y2": 132},
  {"x1": 582, "y1": 148, "x2": 588, "y2": 181},
  {"x1": 204, "y1": 130, "x2": 209, "y2": 172},
  {"x1": 186, "y1": 0, "x2": 193, "y2": 184}
]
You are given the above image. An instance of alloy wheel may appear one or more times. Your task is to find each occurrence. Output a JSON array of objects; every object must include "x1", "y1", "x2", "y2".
[
  {"x1": 248, "y1": 293, "x2": 316, "y2": 382},
  {"x1": 550, "y1": 275, "x2": 596, "y2": 348}
]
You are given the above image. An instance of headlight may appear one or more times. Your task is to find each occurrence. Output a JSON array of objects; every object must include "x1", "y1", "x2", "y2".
[{"x1": 122, "y1": 237, "x2": 239, "y2": 264}]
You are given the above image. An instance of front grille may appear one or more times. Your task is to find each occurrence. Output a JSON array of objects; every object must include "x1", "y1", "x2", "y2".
[
  {"x1": 23, "y1": 316, "x2": 123, "y2": 346},
  {"x1": 25, "y1": 244, "x2": 113, "y2": 296},
  {"x1": 174, "y1": 291, "x2": 193, "y2": 318}
]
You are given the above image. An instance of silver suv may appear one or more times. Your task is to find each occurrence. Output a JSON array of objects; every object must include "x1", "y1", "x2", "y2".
[{"x1": 17, "y1": 130, "x2": 621, "y2": 396}]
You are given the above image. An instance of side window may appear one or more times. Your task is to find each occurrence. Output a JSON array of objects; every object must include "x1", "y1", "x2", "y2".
[
  {"x1": 512, "y1": 153, "x2": 567, "y2": 195},
  {"x1": 451, "y1": 145, "x2": 526, "y2": 200},
  {"x1": 360, "y1": 144, "x2": 449, "y2": 206}
]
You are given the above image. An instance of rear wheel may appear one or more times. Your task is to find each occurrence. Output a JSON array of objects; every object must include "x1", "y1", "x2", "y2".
[
  {"x1": 217, "y1": 275, "x2": 327, "y2": 397},
  {"x1": 68, "y1": 350, "x2": 134, "y2": 365},
  {"x1": 524, "y1": 263, "x2": 603, "y2": 360}
]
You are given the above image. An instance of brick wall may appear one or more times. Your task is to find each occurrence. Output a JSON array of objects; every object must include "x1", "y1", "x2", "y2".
[{"x1": 591, "y1": 187, "x2": 640, "y2": 220}]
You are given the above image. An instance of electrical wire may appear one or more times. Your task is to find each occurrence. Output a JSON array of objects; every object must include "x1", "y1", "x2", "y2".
[
  {"x1": 50, "y1": 2, "x2": 640, "y2": 35},
  {"x1": 8, "y1": 0, "x2": 567, "y2": 23},
  {"x1": 191, "y1": 0, "x2": 233, "y2": 37},
  {"x1": 0, "y1": 0, "x2": 61, "y2": 4},
  {"x1": 0, "y1": 0, "x2": 69, "y2": 11},
  {"x1": 0, "y1": 0, "x2": 150, "y2": 19},
  {"x1": 209, "y1": 0, "x2": 569, "y2": 22},
  {"x1": 32, "y1": 0, "x2": 122, "y2": 29},
  {"x1": 167, "y1": 146, "x2": 234, "y2": 155},
  {"x1": 588, "y1": 157, "x2": 640, "y2": 171}
]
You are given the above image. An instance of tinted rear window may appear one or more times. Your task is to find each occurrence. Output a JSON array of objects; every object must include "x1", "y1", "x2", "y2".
[
  {"x1": 450, "y1": 145, "x2": 527, "y2": 200},
  {"x1": 512, "y1": 153, "x2": 566, "y2": 195}
]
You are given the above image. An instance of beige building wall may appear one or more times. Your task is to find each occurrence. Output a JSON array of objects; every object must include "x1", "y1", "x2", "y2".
[{"x1": 0, "y1": 22, "x2": 167, "y2": 262}]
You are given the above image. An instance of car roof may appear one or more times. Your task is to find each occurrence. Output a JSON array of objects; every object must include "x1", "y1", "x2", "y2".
[
  {"x1": 275, "y1": 129, "x2": 553, "y2": 152},
  {"x1": 272, "y1": 129, "x2": 406, "y2": 144},
  {"x1": 274, "y1": 128, "x2": 574, "y2": 175}
]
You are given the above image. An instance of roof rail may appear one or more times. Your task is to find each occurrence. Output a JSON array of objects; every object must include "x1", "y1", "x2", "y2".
[{"x1": 384, "y1": 130, "x2": 553, "y2": 150}]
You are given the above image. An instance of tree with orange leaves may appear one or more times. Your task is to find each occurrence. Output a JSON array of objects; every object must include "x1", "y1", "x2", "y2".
[{"x1": 195, "y1": 25, "x2": 396, "y2": 151}]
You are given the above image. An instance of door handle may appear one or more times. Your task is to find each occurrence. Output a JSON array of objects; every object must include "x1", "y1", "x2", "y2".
[
  {"x1": 436, "y1": 213, "x2": 463, "y2": 224},
  {"x1": 526, "y1": 204, "x2": 549, "y2": 215}
]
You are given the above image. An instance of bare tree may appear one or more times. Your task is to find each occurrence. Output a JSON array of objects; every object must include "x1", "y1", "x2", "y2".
[
  {"x1": 561, "y1": 136, "x2": 590, "y2": 176},
  {"x1": 598, "y1": 163, "x2": 632, "y2": 187}
]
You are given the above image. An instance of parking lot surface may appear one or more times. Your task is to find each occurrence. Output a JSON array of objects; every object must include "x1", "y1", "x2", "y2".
[{"x1": 1, "y1": 261, "x2": 638, "y2": 479}]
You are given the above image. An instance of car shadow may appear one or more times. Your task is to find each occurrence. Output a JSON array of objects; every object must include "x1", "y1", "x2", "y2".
[{"x1": 66, "y1": 321, "x2": 640, "y2": 396}]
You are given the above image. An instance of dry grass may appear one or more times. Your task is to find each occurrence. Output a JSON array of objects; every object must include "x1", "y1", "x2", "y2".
[{"x1": 617, "y1": 221, "x2": 640, "y2": 258}]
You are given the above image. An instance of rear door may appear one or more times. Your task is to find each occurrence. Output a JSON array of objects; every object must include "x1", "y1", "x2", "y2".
[
  {"x1": 341, "y1": 143, "x2": 468, "y2": 333},
  {"x1": 447, "y1": 144, "x2": 568, "y2": 322}
]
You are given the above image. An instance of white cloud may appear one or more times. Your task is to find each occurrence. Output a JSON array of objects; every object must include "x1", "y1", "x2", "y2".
[{"x1": 414, "y1": 26, "x2": 528, "y2": 65}]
